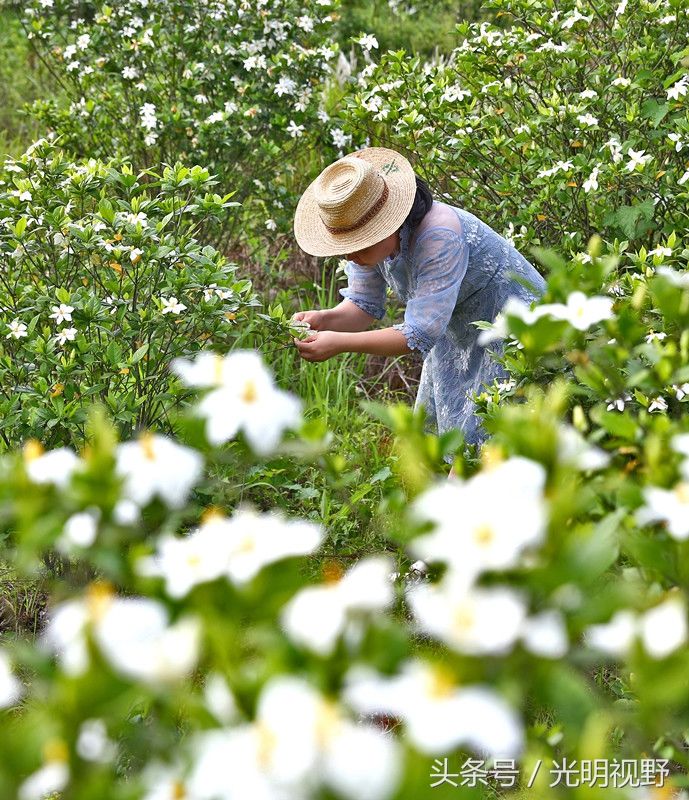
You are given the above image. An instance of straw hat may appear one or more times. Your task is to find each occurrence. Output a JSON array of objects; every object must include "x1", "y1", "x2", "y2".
[{"x1": 293, "y1": 146, "x2": 417, "y2": 257}]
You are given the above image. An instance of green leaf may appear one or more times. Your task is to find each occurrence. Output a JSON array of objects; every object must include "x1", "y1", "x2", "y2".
[
  {"x1": 131, "y1": 344, "x2": 149, "y2": 364},
  {"x1": 606, "y1": 200, "x2": 655, "y2": 239},
  {"x1": 641, "y1": 99, "x2": 669, "y2": 128}
]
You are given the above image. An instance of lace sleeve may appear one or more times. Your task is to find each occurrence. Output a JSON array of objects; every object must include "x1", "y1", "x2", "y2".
[
  {"x1": 393, "y1": 227, "x2": 469, "y2": 359},
  {"x1": 338, "y1": 260, "x2": 387, "y2": 320}
]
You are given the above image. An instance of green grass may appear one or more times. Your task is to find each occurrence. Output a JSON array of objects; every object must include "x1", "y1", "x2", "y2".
[{"x1": 0, "y1": 8, "x2": 57, "y2": 158}]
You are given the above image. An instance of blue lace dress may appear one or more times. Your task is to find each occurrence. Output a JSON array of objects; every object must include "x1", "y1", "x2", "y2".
[{"x1": 339, "y1": 201, "x2": 547, "y2": 461}]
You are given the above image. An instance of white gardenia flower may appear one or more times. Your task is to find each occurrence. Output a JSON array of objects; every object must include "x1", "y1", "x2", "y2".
[
  {"x1": 115, "y1": 433, "x2": 203, "y2": 508},
  {"x1": 648, "y1": 395, "x2": 668, "y2": 413},
  {"x1": 55, "y1": 327, "x2": 77, "y2": 345},
  {"x1": 345, "y1": 659, "x2": 524, "y2": 757},
  {"x1": 583, "y1": 167, "x2": 600, "y2": 193},
  {"x1": 520, "y1": 610, "x2": 568, "y2": 658},
  {"x1": 281, "y1": 556, "x2": 394, "y2": 656},
  {"x1": 476, "y1": 296, "x2": 553, "y2": 344},
  {"x1": 49, "y1": 303, "x2": 74, "y2": 324},
  {"x1": 43, "y1": 586, "x2": 200, "y2": 684},
  {"x1": 0, "y1": 650, "x2": 22, "y2": 708},
  {"x1": 407, "y1": 574, "x2": 528, "y2": 655},
  {"x1": 160, "y1": 296, "x2": 187, "y2": 315},
  {"x1": 586, "y1": 596, "x2": 688, "y2": 660},
  {"x1": 138, "y1": 506, "x2": 323, "y2": 597},
  {"x1": 18, "y1": 761, "x2": 69, "y2": 800},
  {"x1": 56, "y1": 508, "x2": 100, "y2": 553},
  {"x1": 654, "y1": 265, "x2": 689, "y2": 288},
  {"x1": 188, "y1": 676, "x2": 400, "y2": 800},
  {"x1": 673, "y1": 383, "x2": 689, "y2": 401},
  {"x1": 409, "y1": 456, "x2": 547, "y2": 579},
  {"x1": 606, "y1": 393, "x2": 631, "y2": 412},
  {"x1": 557, "y1": 424, "x2": 611, "y2": 471},
  {"x1": 358, "y1": 33, "x2": 379, "y2": 50},
  {"x1": 635, "y1": 481, "x2": 689, "y2": 539},
  {"x1": 286, "y1": 119, "x2": 305, "y2": 138},
  {"x1": 667, "y1": 77, "x2": 688, "y2": 102},
  {"x1": 577, "y1": 113, "x2": 598, "y2": 128},
  {"x1": 171, "y1": 350, "x2": 302, "y2": 454},
  {"x1": 626, "y1": 148, "x2": 652, "y2": 172},
  {"x1": 638, "y1": 595, "x2": 688, "y2": 659},
  {"x1": 6, "y1": 319, "x2": 27, "y2": 339},
  {"x1": 543, "y1": 291, "x2": 614, "y2": 331},
  {"x1": 24, "y1": 444, "x2": 79, "y2": 489},
  {"x1": 645, "y1": 330, "x2": 667, "y2": 343},
  {"x1": 76, "y1": 719, "x2": 117, "y2": 763}
]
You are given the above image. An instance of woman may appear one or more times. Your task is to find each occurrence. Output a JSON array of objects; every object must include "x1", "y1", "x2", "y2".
[{"x1": 292, "y1": 146, "x2": 546, "y2": 469}]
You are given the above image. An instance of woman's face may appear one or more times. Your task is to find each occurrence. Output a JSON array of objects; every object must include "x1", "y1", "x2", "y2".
[{"x1": 346, "y1": 230, "x2": 399, "y2": 267}]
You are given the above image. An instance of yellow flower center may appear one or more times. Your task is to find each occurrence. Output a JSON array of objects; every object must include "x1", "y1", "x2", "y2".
[
  {"x1": 86, "y1": 580, "x2": 115, "y2": 622},
  {"x1": 172, "y1": 781, "x2": 187, "y2": 800},
  {"x1": 453, "y1": 602, "x2": 475, "y2": 635},
  {"x1": 426, "y1": 665, "x2": 456, "y2": 699},
  {"x1": 675, "y1": 483, "x2": 689, "y2": 505},
  {"x1": 140, "y1": 432, "x2": 156, "y2": 461},
  {"x1": 241, "y1": 379, "x2": 258, "y2": 404},
  {"x1": 315, "y1": 699, "x2": 341, "y2": 748},
  {"x1": 43, "y1": 738, "x2": 68, "y2": 764},
  {"x1": 213, "y1": 355, "x2": 224, "y2": 386},
  {"x1": 473, "y1": 523, "x2": 494, "y2": 547},
  {"x1": 256, "y1": 721, "x2": 278, "y2": 770},
  {"x1": 23, "y1": 439, "x2": 44, "y2": 463}
]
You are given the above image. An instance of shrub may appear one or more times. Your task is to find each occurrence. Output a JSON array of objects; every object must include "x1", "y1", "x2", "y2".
[
  {"x1": 341, "y1": 0, "x2": 689, "y2": 251},
  {"x1": 20, "y1": 0, "x2": 342, "y2": 244},
  {"x1": 0, "y1": 137, "x2": 259, "y2": 449}
]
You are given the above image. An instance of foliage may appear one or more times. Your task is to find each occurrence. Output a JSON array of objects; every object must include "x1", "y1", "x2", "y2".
[
  {"x1": 2, "y1": 293, "x2": 689, "y2": 794},
  {"x1": 0, "y1": 7, "x2": 56, "y2": 157},
  {"x1": 0, "y1": 138, "x2": 259, "y2": 449},
  {"x1": 341, "y1": 0, "x2": 689, "y2": 250},
  {"x1": 20, "y1": 0, "x2": 342, "y2": 245}
]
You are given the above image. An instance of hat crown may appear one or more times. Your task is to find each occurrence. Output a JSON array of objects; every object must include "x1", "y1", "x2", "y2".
[{"x1": 314, "y1": 156, "x2": 386, "y2": 232}]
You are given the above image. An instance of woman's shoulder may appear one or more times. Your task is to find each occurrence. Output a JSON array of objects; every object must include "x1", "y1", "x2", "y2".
[{"x1": 405, "y1": 202, "x2": 466, "y2": 256}]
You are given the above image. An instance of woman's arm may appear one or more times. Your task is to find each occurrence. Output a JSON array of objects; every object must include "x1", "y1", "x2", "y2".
[
  {"x1": 292, "y1": 298, "x2": 378, "y2": 333},
  {"x1": 293, "y1": 326, "x2": 411, "y2": 361},
  {"x1": 323, "y1": 299, "x2": 380, "y2": 332}
]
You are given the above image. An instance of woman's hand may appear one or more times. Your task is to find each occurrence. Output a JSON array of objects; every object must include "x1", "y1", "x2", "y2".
[
  {"x1": 291, "y1": 309, "x2": 331, "y2": 331},
  {"x1": 293, "y1": 330, "x2": 344, "y2": 362}
]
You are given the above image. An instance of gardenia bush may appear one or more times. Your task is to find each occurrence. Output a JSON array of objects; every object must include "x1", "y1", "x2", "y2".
[
  {"x1": 20, "y1": 0, "x2": 343, "y2": 245},
  {"x1": 0, "y1": 137, "x2": 259, "y2": 448},
  {"x1": 342, "y1": 0, "x2": 689, "y2": 252},
  {"x1": 2, "y1": 229, "x2": 689, "y2": 794}
]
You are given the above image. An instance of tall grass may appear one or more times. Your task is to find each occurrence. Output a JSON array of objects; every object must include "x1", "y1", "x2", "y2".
[{"x1": 0, "y1": 7, "x2": 57, "y2": 158}]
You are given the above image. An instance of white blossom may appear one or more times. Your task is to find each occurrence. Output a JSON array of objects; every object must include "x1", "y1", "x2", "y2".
[
  {"x1": 115, "y1": 433, "x2": 203, "y2": 509},
  {"x1": 345, "y1": 660, "x2": 523, "y2": 756},
  {"x1": 281, "y1": 556, "x2": 394, "y2": 655},
  {"x1": 49, "y1": 303, "x2": 74, "y2": 324},
  {"x1": 171, "y1": 350, "x2": 302, "y2": 454},
  {"x1": 161, "y1": 296, "x2": 187, "y2": 315}
]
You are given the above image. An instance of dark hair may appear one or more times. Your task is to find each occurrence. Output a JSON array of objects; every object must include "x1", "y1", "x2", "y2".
[{"x1": 402, "y1": 175, "x2": 433, "y2": 231}]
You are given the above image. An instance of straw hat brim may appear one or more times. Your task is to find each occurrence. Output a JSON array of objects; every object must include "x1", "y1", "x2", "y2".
[{"x1": 293, "y1": 147, "x2": 417, "y2": 258}]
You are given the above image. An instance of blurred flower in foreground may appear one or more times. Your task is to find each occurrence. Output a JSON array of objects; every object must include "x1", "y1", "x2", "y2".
[
  {"x1": 281, "y1": 556, "x2": 394, "y2": 655},
  {"x1": 138, "y1": 506, "x2": 324, "y2": 597},
  {"x1": 407, "y1": 574, "x2": 527, "y2": 655},
  {"x1": 171, "y1": 349, "x2": 302, "y2": 452},
  {"x1": 0, "y1": 650, "x2": 22, "y2": 708},
  {"x1": 408, "y1": 456, "x2": 547, "y2": 580},
  {"x1": 185, "y1": 676, "x2": 400, "y2": 800},
  {"x1": 585, "y1": 594, "x2": 688, "y2": 659},
  {"x1": 42, "y1": 584, "x2": 200, "y2": 683},
  {"x1": 23, "y1": 442, "x2": 79, "y2": 489},
  {"x1": 116, "y1": 433, "x2": 203, "y2": 508},
  {"x1": 345, "y1": 659, "x2": 524, "y2": 756}
]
